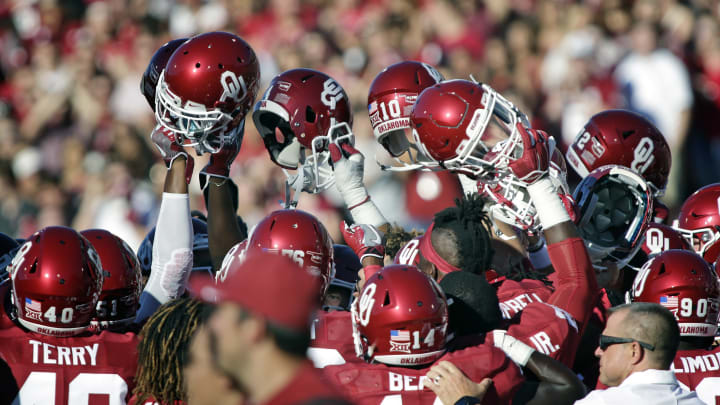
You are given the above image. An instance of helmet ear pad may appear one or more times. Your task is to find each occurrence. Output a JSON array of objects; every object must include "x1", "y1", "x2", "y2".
[{"x1": 255, "y1": 110, "x2": 304, "y2": 170}]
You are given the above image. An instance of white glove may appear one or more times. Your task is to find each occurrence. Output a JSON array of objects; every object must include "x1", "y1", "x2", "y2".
[{"x1": 330, "y1": 143, "x2": 387, "y2": 228}]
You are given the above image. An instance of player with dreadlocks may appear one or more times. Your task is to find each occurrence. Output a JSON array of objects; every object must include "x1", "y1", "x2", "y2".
[{"x1": 132, "y1": 297, "x2": 214, "y2": 404}]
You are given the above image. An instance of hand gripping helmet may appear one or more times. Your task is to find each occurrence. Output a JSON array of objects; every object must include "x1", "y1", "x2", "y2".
[
  {"x1": 573, "y1": 165, "x2": 653, "y2": 270},
  {"x1": 8, "y1": 227, "x2": 104, "y2": 337},
  {"x1": 481, "y1": 142, "x2": 573, "y2": 232},
  {"x1": 0, "y1": 233, "x2": 20, "y2": 286},
  {"x1": 80, "y1": 230, "x2": 142, "y2": 330},
  {"x1": 410, "y1": 79, "x2": 531, "y2": 179},
  {"x1": 253, "y1": 68, "x2": 353, "y2": 193},
  {"x1": 674, "y1": 184, "x2": 720, "y2": 264},
  {"x1": 367, "y1": 61, "x2": 444, "y2": 170},
  {"x1": 140, "y1": 38, "x2": 188, "y2": 111},
  {"x1": 630, "y1": 250, "x2": 720, "y2": 337},
  {"x1": 244, "y1": 209, "x2": 334, "y2": 294},
  {"x1": 155, "y1": 31, "x2": 260, "y2": 154},
  {"x1": 641, "y1": 223, "x2": 692, "y2": 259},
  {"x1": 565, "y1": 109, "x2": 671, "y2": 196},
  {"x1": 353, "y1": 265, "x2": 448, "y2": 366}
]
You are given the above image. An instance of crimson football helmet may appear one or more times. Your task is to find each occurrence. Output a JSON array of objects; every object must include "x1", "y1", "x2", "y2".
[
  {"x1": 565, "y1": 110, "x2": 671, "y2": 196},
  {"x1": 368, "y1": 61, "x2": 444, "y2": 170},
  {"x1": 573, "y1": 165, "x2": 653, "y2": 270},
  {"x1": 243, "y1": 210, "x2": 335, "y2": 294},
  {"x1": 674, "y1": 183, "x2": 720, "y2": 263},
  {"x1": 8, "y1": 227, "x2": 104, "y2": 337},
  {"x1": 141, "y1": 38, "x2": 188, "y2": 111},
  {"x1": 155, "y1": 31, "x2": 260, "y2": 154},
  {"x1": 641, "y1": 223, "x2": 692, "y2": 259},
  {"x1": 81, "y1": 230, "x2": 142, "y2": 330},
  {"x1": 410, "y1": 79, "x2": 530, "y2": 179},
  {"x1": 215, "y1": 239, "x2": 247, "y2": 284},
  {"x1": 253, "y1": 68, "x2": 353, "y2": 194},
  {"x1": 352, "y1": 265, "x2": 448, "y2": 366},
  {"x1": 630, "y1": 250, "x2": 720, "y2": 337}
]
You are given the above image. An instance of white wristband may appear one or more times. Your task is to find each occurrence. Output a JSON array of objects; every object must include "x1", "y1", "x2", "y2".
[
  {"x1": 350, "y1": 199, "x2": 388, "y2": 229},
  {"x1": 492, "y1": 329, "x2": 535, "y2": 367},
  {"x1": 527, "y1": 176, "x2": 570, "y2": 229}
]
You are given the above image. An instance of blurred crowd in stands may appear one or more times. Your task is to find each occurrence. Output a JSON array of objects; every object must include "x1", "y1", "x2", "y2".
[{"x1": 1, "y1": 0, "x2": 718, "y2": 249}]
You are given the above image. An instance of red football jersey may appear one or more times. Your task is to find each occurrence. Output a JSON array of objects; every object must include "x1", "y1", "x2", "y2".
[
  {"x1": 308, "y1": 310, "x2": 359, "y2": 368},
  {"x1": 495, "y1": 279, "x2": 553, "y2": 319},
  {"x1": 672, "y1": 346, "x2": 720, "y2": 405},
  {"x1": 496, "y1": 302, "x2": 580, "y2": 367},
  {"x1": 0, "y1": 325, "x2": 138, "y2": 404},
  {"x1": 323, "y1": 344, "x2": 524, "y2": 405}
]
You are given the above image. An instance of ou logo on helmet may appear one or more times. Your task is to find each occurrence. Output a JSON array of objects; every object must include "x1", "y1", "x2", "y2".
[
  {"x1": 219, "y1": 71, "x2": 247, "y2": 103},
  {"x1": 357, "y1": 283, "x2": 377, "y2": 327},
  {"x1": 645, "y1": 228, "x2": 669, "y2": 254},
  {"x1": 631, "y1": 258, "x2": 655, "y2": 299},
  {"x1": 321, "y1": 78, "x2": 344, "y2": 110}
]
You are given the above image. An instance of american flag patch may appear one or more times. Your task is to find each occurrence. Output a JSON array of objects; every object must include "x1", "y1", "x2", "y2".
[
  {"x1": 390, "y1": 330, "x2": 410, "y2": 342},
  {"x1": 25, "y1": 298, "x2": 41, "y2": 312},
  {"x1": 368, "y1": 101, "x2": 377, "y2": 114},
  {"x1": 660, "y1": 296, "x2": 678, "y2": 308}
]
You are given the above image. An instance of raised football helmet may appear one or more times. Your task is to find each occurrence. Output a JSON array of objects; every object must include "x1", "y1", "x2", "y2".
[
  {"x1": 155, "y1": 31, "x2": 260, "y2": 154},
  {"x1": 573, "y1": 165, "x2": 653, "y2": 270},
  {"x1": 674, "y1": 183, "x2": 720, "y2": 263},
  {"x1": 0, "y1": 233, "x2": 20, "y2": 286},
  {"x1": 410, "y1": 79, "x2": 530, "y2": 179},
  {"x1": 353, "y1": 265, "x2": 448, "y2": 366},
  {"x1": 137, "y1": 217, "x2": 212, "y2": 278},
  {"x1": 368, "y1": 61, "x2": 444, "y2": 170},
  {"x1": 565, "y1": 109, "x2": 671, "y2": 196},
  {"x1": 641, "y1": 223, "x2": 692, "y2": 259},
  {"x1": 253, "y1": 68, "x2": 353, "y2": 194},
  {"x1": 140, "y1": 38, "x2": 188, "y2": 111},
  {"x1": 244, "y1": 209, "x2": 335, "y2": 294},
  {"x1": 81, "y1": 230, "x2": 142, "y2": 330},
  {"x1": 8, "y1": 227, "x2": 104, "y2": 337},
  {"x1": 630, "y1": 250, "x2": 720, "y2": 337}
]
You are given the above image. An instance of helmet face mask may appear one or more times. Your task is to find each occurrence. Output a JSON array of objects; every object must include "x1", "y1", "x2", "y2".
[{"x1": 155, "y1": 70, "x2": 242, "y2": 153}]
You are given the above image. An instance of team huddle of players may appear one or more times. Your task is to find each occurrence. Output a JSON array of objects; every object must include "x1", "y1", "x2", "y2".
[{"x1": 0, "y1": 30, "x2": 720, "y2": 405}]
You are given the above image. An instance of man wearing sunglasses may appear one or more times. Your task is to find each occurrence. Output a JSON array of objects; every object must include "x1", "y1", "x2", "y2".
[{"x1": 575, "y1": 302, "x2": 703, "y2": 404}]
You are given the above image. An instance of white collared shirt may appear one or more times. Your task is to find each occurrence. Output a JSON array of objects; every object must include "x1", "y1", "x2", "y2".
[{"x1": 575, "y1": 369, "x2": 705, "y2": 405}]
